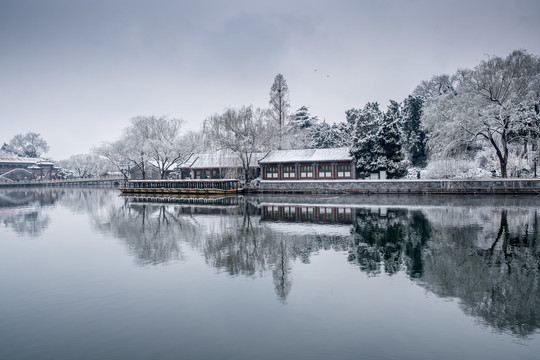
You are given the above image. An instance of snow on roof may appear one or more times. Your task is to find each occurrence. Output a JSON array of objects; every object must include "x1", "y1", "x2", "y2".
[
  {"x1": 37, "y1": 160, "x2": 55, "y2": 166},
  {"x1": 258, "y1": 147, "x2": 353, "y2": 164},
  {"x1": 178, "y1": 152, "x2": 266, "y2": 169},
  {"x1": 176, "y1": 153, "x2": 199, "y2": 168},
  {"x1": 0, "y1": 156, "x2": 43, "y2": 164}
]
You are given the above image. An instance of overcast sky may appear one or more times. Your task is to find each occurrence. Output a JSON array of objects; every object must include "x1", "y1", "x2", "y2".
[{"x1": 1, "y1": 0, "x2": 539, "y2": 160}]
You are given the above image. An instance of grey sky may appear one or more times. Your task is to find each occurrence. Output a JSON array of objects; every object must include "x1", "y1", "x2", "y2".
[{"x1": 1, "y1": 0, "x2": 539, "y2": 160}]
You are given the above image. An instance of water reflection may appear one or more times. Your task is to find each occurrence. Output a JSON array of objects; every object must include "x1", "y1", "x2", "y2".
[
  {"x1": 347, "y1": 205, "x2": 539, "y2": 337},
  {"x1": 421, "y1": 208, "x2": 540, "y2": 337},
  {"x1": 0, "y1": 189, "x2": 58, "y2": 236},
  {"x1": 1, "y1": 189, "x2": 539, "y2": 337},
  {"x1": 348, "y1": 208, "x2": 430, "y2": 277},
  {"x1": 115, "y1": 195, "x2": 539, "y2": 335}
]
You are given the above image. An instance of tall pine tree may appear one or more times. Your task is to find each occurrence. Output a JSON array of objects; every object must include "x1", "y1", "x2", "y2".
[{"x1": 269, "y1": 74, "x2": 290, "y2": 150}]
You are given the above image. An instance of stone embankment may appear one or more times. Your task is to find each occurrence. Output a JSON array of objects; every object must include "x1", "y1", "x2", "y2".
[{"x1": 255, "y1": 179, "x2": 540, "y2": 195}]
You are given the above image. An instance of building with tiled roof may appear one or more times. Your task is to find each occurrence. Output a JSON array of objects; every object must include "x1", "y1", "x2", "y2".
[
  {"x1": 0, "y1": 156, "x2": 59, "y2": 182},
  {"x1": 176, "y1": 151, "x2": 266, "y2": 180},
  {"x1": 258, "y1": 147, "x2": 356, "y2": 180}
]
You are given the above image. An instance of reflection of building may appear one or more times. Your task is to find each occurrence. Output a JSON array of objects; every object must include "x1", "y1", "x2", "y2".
[
  {"x1": 0, "y1": 189, "x2": 60, "y2": 237},
  {"x1": 0, "y1": 156, "x2": 59, "y2": 182},
  {"x1": 259, "y1": 148, "x2": 355, "y2": 180},
  {"x1": 261, "y1": 203, "x2": 355, "y2": 225},
  {"x1": 176, "y1": 152, "x2": 264, "y2": 180},
  {"x1": 125, "y1": 195, "x2": 240, "y2": 207},
  {"x1": 0, "y1": 189, "x2": 60, "y2": 208}
]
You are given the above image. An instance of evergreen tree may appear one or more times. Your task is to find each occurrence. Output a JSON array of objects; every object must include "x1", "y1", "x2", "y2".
[
  {"x1": 306, "y1": 120, "x2": 352, "y2": 149},
  {"x1": 349, "y1": 102, "x2": 383, "y2": 177},
  {"x1": 377, "y1": 107, "x2": 407, "y2": 178},
  {"x1": 291, "y1": 106, "x2": 319, "y2": 130},
  {"x1": 331, "y1": 122, "x2": 353, "y2": 147},
  {"x1": 401, "y1": 95, "x2": 427, "y2": 166},
  {"x1": 307, "y1": 122, "x2": 332, "y2": 148}
]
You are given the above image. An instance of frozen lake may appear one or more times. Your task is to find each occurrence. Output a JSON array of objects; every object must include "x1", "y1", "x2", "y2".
[{"x1": 1, "y1": 188, "x2": 539, "y2": 360}]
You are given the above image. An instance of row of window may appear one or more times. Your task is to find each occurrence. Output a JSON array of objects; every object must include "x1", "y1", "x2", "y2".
[
  {"x1": 264, "y1": 205, "x2": 353, "y2": 222},
  {"x1": 195, "y1": 170, "x2": 222, "y2": 179},
  {"x1": 265, "y1": 164, "x2": 352, "y2": 178}
]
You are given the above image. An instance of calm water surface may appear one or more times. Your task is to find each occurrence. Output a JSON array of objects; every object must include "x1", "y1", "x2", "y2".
[{"x1": 0, "y1": 188, "x2": 539, "y2": 360}]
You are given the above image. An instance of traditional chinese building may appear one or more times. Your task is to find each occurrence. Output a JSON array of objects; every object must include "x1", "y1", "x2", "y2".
[
  {"x1": 0, "y1": 156, "x2": 59, "y2": 182},
  {"x1": 176, "y1": 152, "x2": 264, "y2": 180},
  {"x1": 258, "y1": 147, "x2": 355, "y2": 180}
]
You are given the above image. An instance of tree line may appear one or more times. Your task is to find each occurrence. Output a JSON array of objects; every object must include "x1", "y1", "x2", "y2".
[
  {"x1": 287, "y1": 49, "x2": 540, "y2": 179},
  {"x1": 3, "y1": 49, "x2": 539, "y2": 179}
]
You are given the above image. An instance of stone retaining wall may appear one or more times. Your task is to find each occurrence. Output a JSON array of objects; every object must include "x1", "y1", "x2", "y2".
[{"x1": 257, "y1": 179, "x2": 540, "y2": 195}]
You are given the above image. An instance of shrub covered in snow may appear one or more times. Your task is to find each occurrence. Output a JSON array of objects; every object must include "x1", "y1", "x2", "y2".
[{"x1": 422, "y1": 159, "x2": 492, "y2": 179}]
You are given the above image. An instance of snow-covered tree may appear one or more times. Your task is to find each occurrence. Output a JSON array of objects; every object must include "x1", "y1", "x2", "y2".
[
  {"x1": 59, "y1": 153, "x2": 109, "y2": 178},
  {"x1": 269, "y1": 74, "x2": 291, "y2": 149},
  {"x1": 96, "y1": 115, "x2": 193, "y2": 180},
  {"x1": 6, "y1": 132, "x2": 50, "y2": 158},
  {"x1": 1, "y1": 143, "x2": 15, "y2": 156},
  {"x1": 291, "y1": 106, "x2": 319, "y2": 130},
  {"x1": 401, "y1": 95, "x2": 427, "y2": 166},
  {"x1": 306, "y1": 120, "x2": 352, "y2": 149},
  {"x1": 130, "y1": 116, "x2": 194, "y2": 179},
  {"x1": 413, "y1": 74, "x2": 455, "y2": 105},
  {"x1": 349, "y1": 103, "x2": 383, "y2": 177},
  {"x1": 348, "y1": 102, "x2": 407, "y2": 178},
  {"x1": 283, "y1": 106, "x2": 321, "y2": 149},
  {"x1": 422, "y1": 50, "x2": 540, "y2": 178},
  {"x1": 204, "y1": 106, "x2": 273, "y2": 181},
  {"x1": 377, "y1": 106, "x2": 407, "y2": 178},
  {"x1": 307, "y1": 122, "x2": 333, "y2": 148},
  {"x1": 331, "y1": 121, "x2": 354, "y2": 147},
  {"x1": 94, "y1": 140, "x2": 132, "y2": 180}
]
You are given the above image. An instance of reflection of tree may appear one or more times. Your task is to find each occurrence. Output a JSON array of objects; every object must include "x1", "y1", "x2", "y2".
[
  {"x1": 203, "y1": 210, "x2": 274, "y2": 277},
  {"x1": 34, "y1": 188, "x2": 539, "y2": 334},
  {"x1": 97, "y1": 202, "x2": 199, "y2": 266},
  {"x1": 272, "y1": 239, "x2": 292, "y2": 303},
  {"x1": 347, "y1": 206, "x2": 540, "y2": 337},
  {"x1": 348, "y1": 209, "x2": 430, "y2": 276},
  {"x1": 0, "y1": 189, "x2": 60, "y2": 208},
  {"x1": 0, "y1": 189, "x2": 59, "y2": 237},
  {"x1": 1, "y1": 210, "x2": 51, "y2": 237},
  {"x1": 53, "y1": 189, "x2": 200, "y2": 266},
  {"x1": 56, "y1": 188, "x2": 118, "y2": 216},
  {"x1": 404, "y1": 211, "x2": 431, "y2": 278},
  {"x1": 203, "y1": 203, "x2": 352, "y2": 302},
  {"x1": 422, "y1": 209, "x2": 540, "y2": 337}
]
